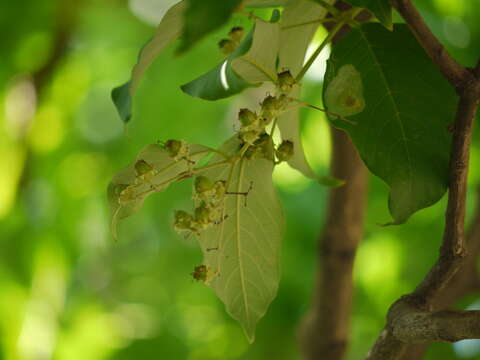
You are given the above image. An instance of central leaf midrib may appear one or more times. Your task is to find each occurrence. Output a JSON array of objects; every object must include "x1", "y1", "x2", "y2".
[
  {"x1": 235, "y1": 159, "x2": 250, "y2": 323},
  {"x1": 359, "y1": 29, "x2": 414, "y2": 198}
]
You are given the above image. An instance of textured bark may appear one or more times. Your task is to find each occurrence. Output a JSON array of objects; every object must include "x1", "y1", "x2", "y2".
[{"x1": 300, "y1": 128, "x2": 368, "y2": 360}]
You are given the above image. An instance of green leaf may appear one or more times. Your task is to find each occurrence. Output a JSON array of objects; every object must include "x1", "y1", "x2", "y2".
[
  {"x1": 345, "y1": 0, "x2": 393, "y2": 30},
  {"x1": 198, "y1": 137, "x2": 284, "y2": 342},
  {"x1": 244, "y1": 0, "x2": 293, "y2": 8},
  {"x1": 108, "y1": 143, "x2": 211, "y2": 240},
  {"x1": 324, "y1": 24, "x2": 456, "y2": 224},
  {"x1": 231, "y1": 18, "x2": 280, "y2": 83},
  {"x1": 178, "y1": 0, "x2": 243, "y2": 54},
  {"x1": 181, "y1": 26, "x2": 255, "y2": 100},
  {"x1": 111, "y1": 1, "x2": 186, "y2": 123},
  {"x1": 277, "y1": 0, "x2": 341, "y2": 186}
]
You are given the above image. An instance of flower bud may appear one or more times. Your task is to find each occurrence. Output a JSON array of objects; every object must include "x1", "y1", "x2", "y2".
[
  {"x1": 276, "y1": 140, "x2": 294, "y2": 162},
  {"x1": 229, "y1": 26, "x2": 244, "y2": 42},
  {"x1": 164, "y1": 139, "x2": 182, "y2": 157},
  {"x1": 135, "y1": 159, "x2": 153, "y2": 176},
  {"x1": 238, "y1": 108, "x2": 257, "y2": 127},
  {"x1": 195, "y1": 176, "x2": 214, "y2": 194},
  {"x1": 277, "y1": 70, "x2": 296, "y2": 92},
  {"x1": 218, "y1": 38, "x2": 236, "y2": 55},
  {"x1": 240, "y1": 130, "x2": 259, "y2": 144},
  {"x1": 192, "y1": 265, "x2": 208, "y2": 282},
  {"x1": 195, "y1": 203, "x2": 211, "y2": 225}
]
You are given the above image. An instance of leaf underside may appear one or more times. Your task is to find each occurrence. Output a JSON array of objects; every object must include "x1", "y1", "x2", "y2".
[
  {"x1": 198, "y1": 137, "x2": 284, "y2": 343},
  {"x1": 324, "y1": 23, "x2": 456, "y2": 224}
]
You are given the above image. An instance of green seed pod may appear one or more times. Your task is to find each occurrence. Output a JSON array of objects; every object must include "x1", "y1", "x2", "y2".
[
  {"x1": 174, "y1": 210, "x2": 193, "y2": 231},
  {"x1": 195, "y1": 176, "x2": 214, "y2": 194},
  {"x1": 277, "y1": 70, "x2": 296, "y2": 92},
  {"x1": 192, "y1": 265, "x2": 208, "y2": 282},
  {"x1": 164, "y1": 139, "x2": 182, "y2": 157},
  {"x1": 276, "y1": 140, "x2": 294, "y2": 162},
  {"x1": 238, "y1": 108, "x2": 257, "y2": 127},
  {"x1": 135, "y1": 160, "x2": 153, "y2": 176},
  {"x1": 324, "y1": 64, "x2": 365, "y2": 117},
  {"x1": 229, "y1": 26, "x2": 244, "y2": 42},
  {"x1": 218, "y1": 38, "x2": 236, "y2": 55}
]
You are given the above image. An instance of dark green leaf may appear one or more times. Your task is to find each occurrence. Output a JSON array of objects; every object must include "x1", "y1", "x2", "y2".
[
  {"x1": 178, "y1": 0, "x2": 243, "y2": 54},
  {"x1": 324, "y1": 24, "x2": 456, "y2": 224},
  {"x1": 244, "y1": 0, "x2": 293, "y2": 7},
  {"x1": 345, "y1": 0, "x2": 392, "y2": 29},
  {"x1": 111, "y1": 1, "x2": 186, "y2": 123}
]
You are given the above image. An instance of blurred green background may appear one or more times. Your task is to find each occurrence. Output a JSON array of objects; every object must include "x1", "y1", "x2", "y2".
[{"x1": 1, "y1": 0, "x2": 479, "y2": 359}]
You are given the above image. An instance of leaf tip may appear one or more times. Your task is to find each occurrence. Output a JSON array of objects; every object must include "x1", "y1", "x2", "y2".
[{"x1": 111, "y1": 81, "x2": 133, "y2": 123}]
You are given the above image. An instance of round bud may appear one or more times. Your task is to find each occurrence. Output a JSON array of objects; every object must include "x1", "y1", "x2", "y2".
[
  {"x1": 229, "y1": 26, "x2": 244, "y2": 42},
  {"x1": 218, "y1": 38, "x2": 236, "y2": 55},
  {"x1": 192, "y1": 265, "x2": 208, "y2": 282},
  {"x1": 277, "y1": 70, "x2": 296, "y2": 92},
  {"x1": 276, "y1": 140, "x2": 294, "y2": 162},
  {"x1": 164, "y1": 139, "x2": 182, "y2": 157},
  {"x1": 135, "y1": 159, "x2": 153, "y2": 176},
  {"x1": 195, "y1": 176, "x2": 213, "y2": 194},
  {"x1": 238, "y1": 108, "x2": 257, "y2": 127}
]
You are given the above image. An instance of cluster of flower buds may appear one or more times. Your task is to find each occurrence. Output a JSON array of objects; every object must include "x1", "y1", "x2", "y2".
[
  {"x1": 218, "y1": 26, "x2": 245, "y2": 55},
  {"x1": 173, "y1": 176, "x2": 227, "y2": 235}
]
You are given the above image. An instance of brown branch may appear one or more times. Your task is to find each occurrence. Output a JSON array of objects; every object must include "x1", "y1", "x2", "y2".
[
  {"x1": 364, "y1": 1, "x2": 480, "y2": 357},
  {"x1": 390, "y1": 0, "x2": 473, "y2": 91},
  {"x1": 299, "y1": 129, "x2": 368, "y2": 360}
]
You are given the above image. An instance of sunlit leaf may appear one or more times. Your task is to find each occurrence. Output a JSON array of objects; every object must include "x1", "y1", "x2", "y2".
[
  {"x1": 112, "y1": 1, "x2": 186, "y2": 122},
  {"x1": 197, "y1": 137, "x2": 284, "y2": 342},
  {"x1": 232, "y1": 18, "x2": 280, "y2": 83},
  {"x1": 108, "y1": 143, "x2": 211, "y2": 240},
  {"x1": 178, "y1": 0, "x2": 243, "y2": 54},
  {"x1": 324, "y1": 24, "x2": 456, "y2": 223},
  {"x1": 277, "y1": 0, "x2": 341, "y2": 186},
  {"x1": 345, "y1": 0, "x2": 392, "y2": 30}
]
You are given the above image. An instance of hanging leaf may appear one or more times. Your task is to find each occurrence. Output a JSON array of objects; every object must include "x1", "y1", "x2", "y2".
[
  {"x1": 111, "y1": 1, "x2": 186, "y2": 123},
  {"x1": 345, "y1": 0, "x2": 393, "y2": 30},
  {"x1": 197, "y1": 137, "x2": 284, "y2": 343},
  {"x1": 277, "y1": 0, "x2": 341, "y2": 186},
  {"x1": 324, "y1": 24, "x2": 456, "y2": 224},
  {"x1": 108, "y1": 143, "x2": 211, "y2": 240},
  {"x1": 178, "y1": 0, "x2": 243, "y2": 54},
  {"x1": 231, "y1": 18, "x2": 280, "y2": 83}
]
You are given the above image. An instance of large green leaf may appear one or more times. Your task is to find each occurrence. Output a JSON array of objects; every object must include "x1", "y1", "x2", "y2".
[
  {"x1": 112, "y1": 1, "x2": 186, "y2": 123},
  {"x1": 232, "y1": 18, "x2": 280, "y2": 83},
  {"x1": 181, "y1": 15, "x2": 280, "y2": 100},
  {"x1": 345, "y1": 0, "x2": 392, "y2": 30},
  {"x1": 108, "y1": 143, "x2": 211, "y2": 240},
  {"x1": 198, "y1": 137, "x2": 284, "y2": 342},
  {"x1": 324, "y1": 23, "x2": 456, "y2": 224},
  {"x1": 178, "y1": 0, "x2": 243, "y2": 54},
  {"x1": 277, "y1": 0, "x2": 340, "y2": 185}
]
